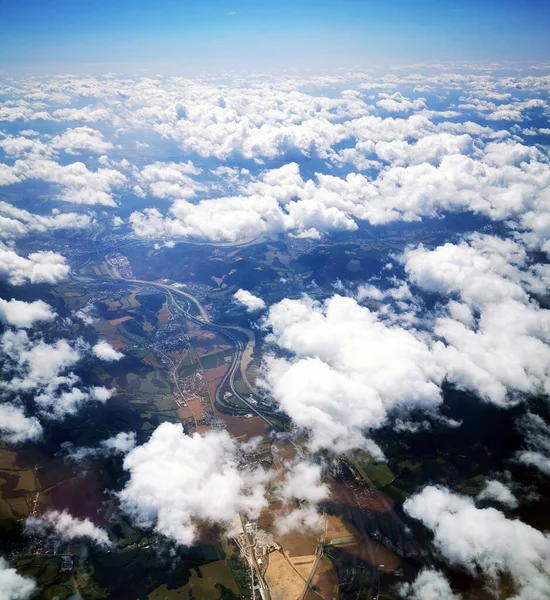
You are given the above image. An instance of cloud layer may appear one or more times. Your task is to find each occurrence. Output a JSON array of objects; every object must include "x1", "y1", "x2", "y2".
[
  {"x1": 0, "y1": 69, "x2": 548, "y2": 247},
  {"x1": 260, "y1": 229, "x2": 550, "y2": 453}
]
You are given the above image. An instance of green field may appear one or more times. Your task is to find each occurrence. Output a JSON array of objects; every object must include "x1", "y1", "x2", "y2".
[
  {"x1": 151, "y1": 560, "x2": 242, "y2": 600},
  {"x1": 351, "y1": 450, "x2": 396, "y2": 488},
  {"x1": 363, "y1": 463, "x2": 395, "y2": 488},
  {"x1": 14, "y1": 556, "x2": 78, "y2": 600},
  {"x1": 200, "y1": 349, "x2": 234, "y2": 370}
]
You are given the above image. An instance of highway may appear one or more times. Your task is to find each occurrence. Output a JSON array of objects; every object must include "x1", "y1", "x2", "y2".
[
  {"x1": 77, "y1": 270, "x2": 426, "y2": 597},
  {"x1": 126, "y1": 278, "x2": 210, "y2": 322},
  {"x1": 71, "y1": 259, "x2": 259, "y2": 415},
  {"x1": 238, "y1": 514, "x2": 272, "y2": 600},
  {"x1": 107, "y1": 277, "x2": 283, "y2": 422},
  {"x1": 298, "y1": 515, "x2": 327, "y2": 600},
  {"x1": 130, "y1": 280, "x2": 291, "y2": 423},
  {"x1": 96, "y1": 274, "x2": 275, "y2": 598}
]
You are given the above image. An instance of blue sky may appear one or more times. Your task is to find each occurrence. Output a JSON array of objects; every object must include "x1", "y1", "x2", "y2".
[{"x1": 1, "y1": 0, "x2": 549, "y2": 72}]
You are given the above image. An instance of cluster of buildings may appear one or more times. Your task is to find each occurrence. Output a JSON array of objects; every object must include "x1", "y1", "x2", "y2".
[{"x1": 105, "y1": 252, "x2": 135, "y2": 279}]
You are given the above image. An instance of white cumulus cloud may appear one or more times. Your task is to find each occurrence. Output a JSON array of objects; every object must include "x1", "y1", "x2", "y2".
[
  {"x1": 261, "y1": 295, "x2": 443, "y2": 453},
  {"x1": 0, "y1": 298, "x2": 55, "y2": 329},
  {"x1": 92, "y1": 340, "x2": 124, "y2": 362},
  {"x1": 398, "y1": 569, "x2": 460, "y2": 600},
  {"x1": 25, "y1": 510, "x2": 111, "y2": 547},
  {"x1": 403, "y1": 234, "x2": 550, "y2": 406},
  {"x1": 0, "y1": 246, "x2": 69, "y2": 286},
  {"x1": 516, "y1": 412, "x2": 550, "y2": 475},
  {"x1": 0, "y1": 404, "x2": 43, "y2": 445},
  {"x1": 118, "y1": 423, "x2": 268, "y2": 545},
  {"x1": 234, "y1": 289, "x2": 266, "y2": 312},
  {"x1": 274, "y1": 461, "x2": 329, "y2": 534},
  {"x1": 404, "y1": 486, "x2": 550, "y2": 599},
  {"x1": 64, "y1": 431, "x2": 136, "y2": 461},
  {"x1": 478, "y1": 479, "x2": 518, "y2": 509},
  {"x1": 0, "y1": 556, "x2": 37, "y2": 600},
  {"x1": 0, "y1": 329, "x2": 116, "y2": 422}
]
